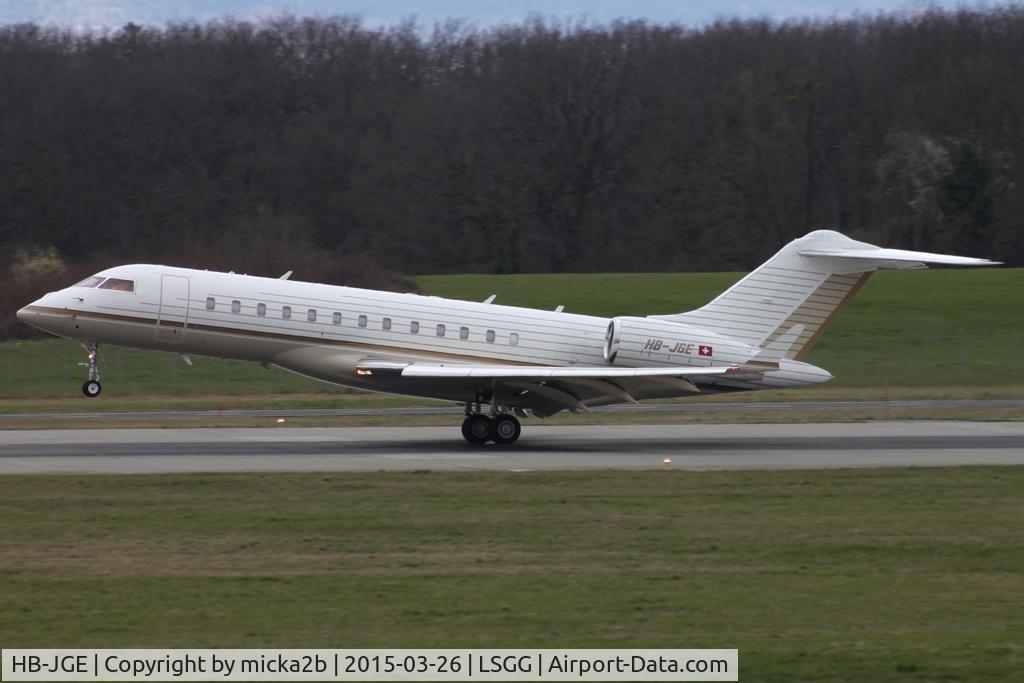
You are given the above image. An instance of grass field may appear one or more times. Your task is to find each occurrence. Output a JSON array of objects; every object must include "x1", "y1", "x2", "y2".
[
  {"x1": 1, "y1": 468, "x2": 1021, "y2": 681},
  {"x1": 2, "y1": 268, "x2": 1021, "y2": 405}
]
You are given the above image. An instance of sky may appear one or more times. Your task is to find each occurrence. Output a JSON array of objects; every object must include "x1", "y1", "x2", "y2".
[{"x1": 0, "y1": 1, "x2": 977, "y2": 30}]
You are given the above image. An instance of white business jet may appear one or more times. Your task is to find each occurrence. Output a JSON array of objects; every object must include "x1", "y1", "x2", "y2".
[{"x1": 18, "y1": 230, "x2": 997, "y2": 445}]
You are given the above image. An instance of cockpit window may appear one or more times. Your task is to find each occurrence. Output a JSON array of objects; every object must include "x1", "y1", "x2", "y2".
[
  {"x1": 97, "y1": 278, "x2": 135, "y2": 292},
  {"x1": 74, "y1": 276, "x2": 104, "y2": 288}
]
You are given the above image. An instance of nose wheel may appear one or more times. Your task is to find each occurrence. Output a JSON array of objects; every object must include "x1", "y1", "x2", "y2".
[
  {"x1": 460, "y1": 412, "x2": 522, "y2": 445},
  {"x1": 79, "y1": 342, "x2": 102, "y2": 398}
]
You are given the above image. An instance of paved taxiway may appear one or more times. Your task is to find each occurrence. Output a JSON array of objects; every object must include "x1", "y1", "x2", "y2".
[{"x1": 1, "y1": 421, "x2": 1022, "y2": 474}]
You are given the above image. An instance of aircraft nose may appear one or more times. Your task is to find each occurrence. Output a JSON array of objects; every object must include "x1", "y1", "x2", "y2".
[
  {"x1": 16, "y1": 302, "x2": 39, "y2": 325},
  {"x1": 16, "y1": 295, "x2": 66, "y2": 335}
]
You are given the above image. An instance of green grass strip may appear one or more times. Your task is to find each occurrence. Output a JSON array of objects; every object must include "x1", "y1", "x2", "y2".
[{"x1": 1, "y1": 468, "x2": 1022, "y2": 681}]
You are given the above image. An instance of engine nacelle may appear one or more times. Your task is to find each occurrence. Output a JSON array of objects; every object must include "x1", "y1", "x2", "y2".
[{"x1": 604, "y1": 316, "x2": 750, "y2": 366}]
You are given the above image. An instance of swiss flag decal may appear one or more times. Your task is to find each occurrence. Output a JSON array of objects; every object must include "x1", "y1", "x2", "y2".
[{"x1": 698, "y1": 345, "x2": 713, "y2": 357}]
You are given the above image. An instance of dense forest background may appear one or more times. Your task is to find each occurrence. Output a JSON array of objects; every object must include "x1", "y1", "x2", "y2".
[{"x1": 1, "y1": 7, "x2": 1022, "y2": 335}]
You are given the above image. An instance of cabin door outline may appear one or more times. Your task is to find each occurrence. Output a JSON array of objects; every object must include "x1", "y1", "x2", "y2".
[{"x1": 156, "y1": 275, "x2": 190, "y2": 342}]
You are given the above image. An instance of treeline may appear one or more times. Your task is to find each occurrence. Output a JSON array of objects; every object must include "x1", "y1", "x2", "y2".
[{"x1": 1, "y1": 7, "x2": 1021, "y2": 285}]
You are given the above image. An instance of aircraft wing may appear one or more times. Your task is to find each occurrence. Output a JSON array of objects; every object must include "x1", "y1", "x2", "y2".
[
  {"x1": 398, "y1": 364, "x2": 735, "y2": 379},
  {"x1": 357, "y1": 361, "x2": 738, "y2": 417}
]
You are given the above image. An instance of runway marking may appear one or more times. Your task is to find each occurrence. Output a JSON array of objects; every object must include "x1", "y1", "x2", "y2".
[
  {"x1": 237, "y1": 436, "x2": 354, "y2": 442},
  {"x1": 376, "y1": 454, "x2": 502, "y2": 460}
]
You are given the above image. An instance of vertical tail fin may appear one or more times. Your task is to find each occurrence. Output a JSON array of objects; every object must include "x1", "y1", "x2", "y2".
[{"x1": 652, "y1": 230, "x2": 998, "y2": 360}]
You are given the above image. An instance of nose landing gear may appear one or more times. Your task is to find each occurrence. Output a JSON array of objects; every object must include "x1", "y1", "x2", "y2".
[
  {"x1": 461, "y1": 404, "x2": 522, "y2": 445},
  {"x1": 80, "y1": 342, "x2": 102, "y2": 398}
]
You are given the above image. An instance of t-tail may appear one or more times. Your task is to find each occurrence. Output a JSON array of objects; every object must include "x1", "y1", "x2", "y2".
[{"x1": 652, "y1": 229, "x2": 999, "y2": 361}]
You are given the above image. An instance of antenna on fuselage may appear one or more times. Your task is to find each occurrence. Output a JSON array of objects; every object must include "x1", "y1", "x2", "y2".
[
  {"x1": 482, "y1": 294, "x2": 496, "y2": 304},
  {"x1": 279, "y1": 271, "x2": 293, "y2": 280}
]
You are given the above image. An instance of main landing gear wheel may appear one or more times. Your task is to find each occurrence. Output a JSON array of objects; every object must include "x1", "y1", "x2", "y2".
[
  {"x1": 490, "y1": 414, "x2": 522, "y2": 445},
  {"x1": 82, "y1": 380, "x2": 102, "y2": 397},
  {"x1": 461, "y1": 415, "x2": 492, "y2": 445}
]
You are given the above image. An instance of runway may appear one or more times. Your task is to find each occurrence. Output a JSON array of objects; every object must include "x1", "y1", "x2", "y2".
[
  {"x1": 1, "y1": 421, "x2": 1022, "y2": 474},
  {"x1": 0, "y1": 398, "x2": 1021, "y2": 422}
]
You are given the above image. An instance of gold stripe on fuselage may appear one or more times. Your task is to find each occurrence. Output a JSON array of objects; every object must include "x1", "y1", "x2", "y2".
[{"x1": 21, "y1": 305, "x2": 546, "y2": 367}]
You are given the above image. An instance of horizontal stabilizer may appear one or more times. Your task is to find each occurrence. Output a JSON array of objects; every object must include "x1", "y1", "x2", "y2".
[{"x1": 799, "y1": 247, "x2": 1000, "y2": 267}]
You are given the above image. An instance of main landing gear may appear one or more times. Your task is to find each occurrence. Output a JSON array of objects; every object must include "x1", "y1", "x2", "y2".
[
  {"x1": 461, "y1": 409, "x2": 522, "y2": 446},
  {"x1": 80, "y1": 342, "x2": 102, "y2": 398}
]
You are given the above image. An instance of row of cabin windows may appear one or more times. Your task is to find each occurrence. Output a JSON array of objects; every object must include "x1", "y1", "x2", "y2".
[{"x1": 204, "y1": 297, "x2": 520, "y2": 346}]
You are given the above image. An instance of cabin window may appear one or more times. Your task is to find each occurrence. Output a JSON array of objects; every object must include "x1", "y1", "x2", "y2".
[
  {"x1": 75, "y1": 276, "x2": 104, "y2": 288},
  {"x1": 358, "y1": 315, "x2": 367, "y2": 328},
  {"x1": 382, "y1": 317, "x2": 392, "y2": 331},
  {"x1": 436, "y1": 324, "x2": 446, "y2": 337},
  {"x1": 282, "y1": 306, "x2": 292, "y2": 320},
  {"x1": 459, "y1": 326, "x2": 469, "y2": 340},
  {"x1": 205, "y1": 297, "x2": 215, "y2": 311},
  {"x1": 307, "y1": 309, "x2": 317, "y2": 322},
  {"x1": 410, "y1": 321, "x2": 419, "y2": 334},
  {"x1": 509, "y1": 333, "x2": 519, "y2": 346},
  {"x1": 98, "y1": 278, "x2": 135, "y2": 292},
  {"x1": 257, "y1": 303, "x2": 266, "y2": 316},
  {"x1": 231, "y1": 300, "x2": 241, "y2": 314},
  {"x1": 486, "y1": 330, "x2": 495, "y2": 343},
  {"x1": 332, "y1": 312, "x2": 342, "y2": 325}
]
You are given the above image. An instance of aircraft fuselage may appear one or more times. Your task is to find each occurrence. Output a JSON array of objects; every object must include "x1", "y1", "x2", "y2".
[{"x1": 18, "y1": 264, "x2": 828, "y2": 406}]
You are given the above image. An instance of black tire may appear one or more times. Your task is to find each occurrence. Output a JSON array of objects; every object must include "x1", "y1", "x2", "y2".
[
  {"x1": 490, "y1": 414, "x2": 521, "y2": 445},
  {"x1": 461, "y1": 415, "x2": 492, "y2": 445},
  {"x1": 82, "y1": 380, "x2": 102, "y2": 398}
]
